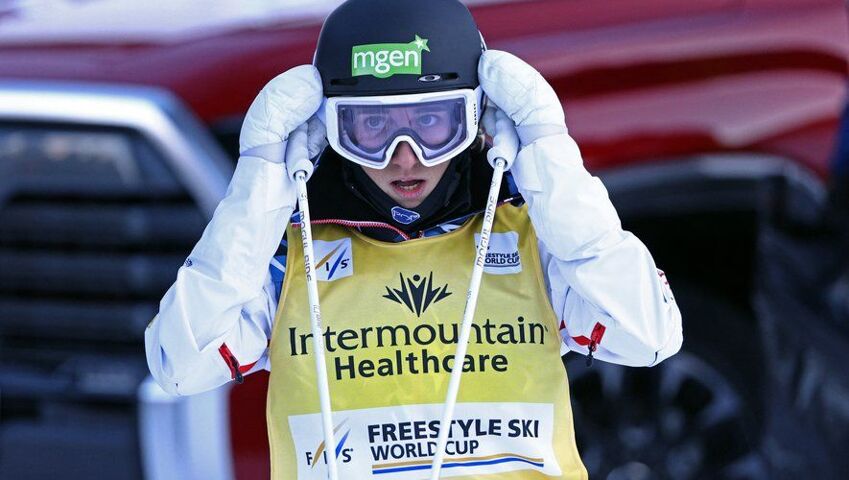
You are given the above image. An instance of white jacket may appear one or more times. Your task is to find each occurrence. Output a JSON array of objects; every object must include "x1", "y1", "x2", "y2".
[{"x1": 145, "y1": 137, "x2": 683, "y2": 396}]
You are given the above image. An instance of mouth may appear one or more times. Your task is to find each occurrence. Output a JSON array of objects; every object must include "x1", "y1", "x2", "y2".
[{"x1": 390, "y1": 179, "x2": 426, "y2": 198}]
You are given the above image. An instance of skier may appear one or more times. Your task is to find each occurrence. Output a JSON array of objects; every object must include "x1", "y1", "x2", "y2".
[{"x1": 145, "y1": 0, "x2": 683, "y2": 478}]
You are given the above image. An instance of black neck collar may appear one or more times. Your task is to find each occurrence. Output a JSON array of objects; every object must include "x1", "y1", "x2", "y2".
[{"x1": 305, "y1": 147, "x2": 518, "y2": 240}]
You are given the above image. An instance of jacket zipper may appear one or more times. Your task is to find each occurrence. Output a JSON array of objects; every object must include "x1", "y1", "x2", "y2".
[
  {"x1": 218, "y1": 343, "x2": 244, "y2": 384},
  {"x1": 583, "y1": 322, "x2": 607, "y2": 367}
]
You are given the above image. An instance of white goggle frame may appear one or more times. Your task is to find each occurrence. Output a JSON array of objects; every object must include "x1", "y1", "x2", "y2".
[{"x1": 322, "y1": 87, "x2": 482, "y2": 169}]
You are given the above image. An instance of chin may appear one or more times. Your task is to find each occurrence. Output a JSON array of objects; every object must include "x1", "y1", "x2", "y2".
[
  {"x1": 397, "y1": 200, "x2": 424, "y2": 209},
  {"x1": 384, "y1": 189, "x2": 428, "y2": 209}
]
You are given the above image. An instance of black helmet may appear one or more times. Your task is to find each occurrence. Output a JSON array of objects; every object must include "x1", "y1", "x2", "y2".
[{"x1": 314, "y1": 0, "x2": 485, "y2": 97}]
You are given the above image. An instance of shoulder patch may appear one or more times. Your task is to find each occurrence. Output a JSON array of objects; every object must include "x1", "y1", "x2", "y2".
[{"x1": 475, "y1": 231, "x2": 522, "y2": 275}]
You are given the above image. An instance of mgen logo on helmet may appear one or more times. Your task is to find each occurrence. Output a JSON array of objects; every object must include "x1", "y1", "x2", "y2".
[
  {"x1": 352, "y1": 35, "x2": 431, "y2": 79},
  {"x1": 314, "y1": 0, "x2": 483, "y2": 96}
]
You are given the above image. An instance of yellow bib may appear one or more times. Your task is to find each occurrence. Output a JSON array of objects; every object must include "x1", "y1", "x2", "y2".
[{"x1": 268, "y1": 204, "x2": 587, "y2": 479}]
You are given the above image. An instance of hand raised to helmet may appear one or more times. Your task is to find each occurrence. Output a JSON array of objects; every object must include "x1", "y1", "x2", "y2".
[
  {"x1": 239, "y1": 65, "x2": 327, "y2": 179},
  {"x1": 478, "y1": 50, "x2": 567, "y2": 147}
]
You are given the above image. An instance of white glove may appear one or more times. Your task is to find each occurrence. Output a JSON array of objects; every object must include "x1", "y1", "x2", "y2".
[
  {"x1": 238, "y1": 64, "x2": 326, "y2": 180},
  {"x1": 478, "y1": 50, "x2": 567, "y2": 147}
]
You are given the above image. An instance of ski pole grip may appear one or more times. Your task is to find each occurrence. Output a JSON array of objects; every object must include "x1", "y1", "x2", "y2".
[
  {"x1": 285, "y1": 123, "x2": 314, "y2": 182},
  {"x1": 485, "y1": 107, "x2": 519, "y2": 170}
]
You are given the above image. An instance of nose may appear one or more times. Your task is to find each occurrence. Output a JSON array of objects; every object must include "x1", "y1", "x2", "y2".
[{"x1": 388, "y1": 141, "x2": 420, "y2": 171}]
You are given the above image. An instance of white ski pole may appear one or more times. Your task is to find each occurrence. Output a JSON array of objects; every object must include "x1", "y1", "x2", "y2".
[
  {"x1": 429, "y1": 108, "x2": 519, "y2": 480},
  {"x1": 288, "y1": 124, "x2": 339, "y2": 480}
]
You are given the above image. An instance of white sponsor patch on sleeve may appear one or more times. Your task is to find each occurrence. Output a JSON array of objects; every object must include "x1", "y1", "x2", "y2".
[{"x1": 475, "y1": 231, "x2": 522, "y2": 275}]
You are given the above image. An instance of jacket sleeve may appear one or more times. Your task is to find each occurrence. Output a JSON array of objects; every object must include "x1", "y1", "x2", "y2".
[
  {"x1": 144, "y1": 156, "x2": 294, "y2": 395},
  {"x1": 515, "y1": 133, "x2": 683, "y2": 367}
]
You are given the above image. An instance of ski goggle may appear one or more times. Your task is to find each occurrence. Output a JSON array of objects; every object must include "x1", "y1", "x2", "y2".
[{"x1": 323, "y1": 88, "x2": 481, "y2": 169}]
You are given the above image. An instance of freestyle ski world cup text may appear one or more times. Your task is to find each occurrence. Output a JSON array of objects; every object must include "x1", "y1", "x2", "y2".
[
  {"x1": 288, "y1": 403, "x2": 564, "y2": 478},
  {"x1": 307, "y1": 418, "x2": 542, "y2": 465}
]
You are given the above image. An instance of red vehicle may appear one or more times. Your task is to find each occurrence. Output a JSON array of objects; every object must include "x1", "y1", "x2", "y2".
[{"x1": 0, "y1": 1, "x2": 847, "y2": 479}]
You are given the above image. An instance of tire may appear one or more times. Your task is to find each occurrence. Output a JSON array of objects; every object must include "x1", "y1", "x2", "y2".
[{"x1": 564, "y1": 280, "x2": 769, "y2": 480}]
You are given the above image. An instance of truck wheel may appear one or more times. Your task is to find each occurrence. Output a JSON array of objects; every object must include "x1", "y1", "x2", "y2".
[{"x1": 565, "y1": 280, "x2": 769, "y2": 479}]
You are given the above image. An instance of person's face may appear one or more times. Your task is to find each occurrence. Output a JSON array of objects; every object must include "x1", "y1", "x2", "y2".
[{"x1": 360, "y1": 141, "x2": 450, "y2": 209}]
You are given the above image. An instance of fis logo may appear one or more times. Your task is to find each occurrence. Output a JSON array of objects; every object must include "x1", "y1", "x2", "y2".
[
  {"x1": 383, "y1": 272, "x2": 452, "y2": 317},
  {"x1": 314, "y1": 238, "x2": 353, "y2": 282},
  {"x1": 305, "y1": 420, "x2": 353, "y2": 468},
  {"x1": 351, "y1": 35, "x2": 430, "y2": 78}
]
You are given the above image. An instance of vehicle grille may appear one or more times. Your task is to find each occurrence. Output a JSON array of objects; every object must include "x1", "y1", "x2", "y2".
[{"x1": 0, "y1": 122, "x2": 208, "y2": 479}]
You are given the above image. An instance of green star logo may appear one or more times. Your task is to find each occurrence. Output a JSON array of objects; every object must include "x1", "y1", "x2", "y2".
[{"x1": 413, "y1": 35, "x2": 430, "y2": 52}]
